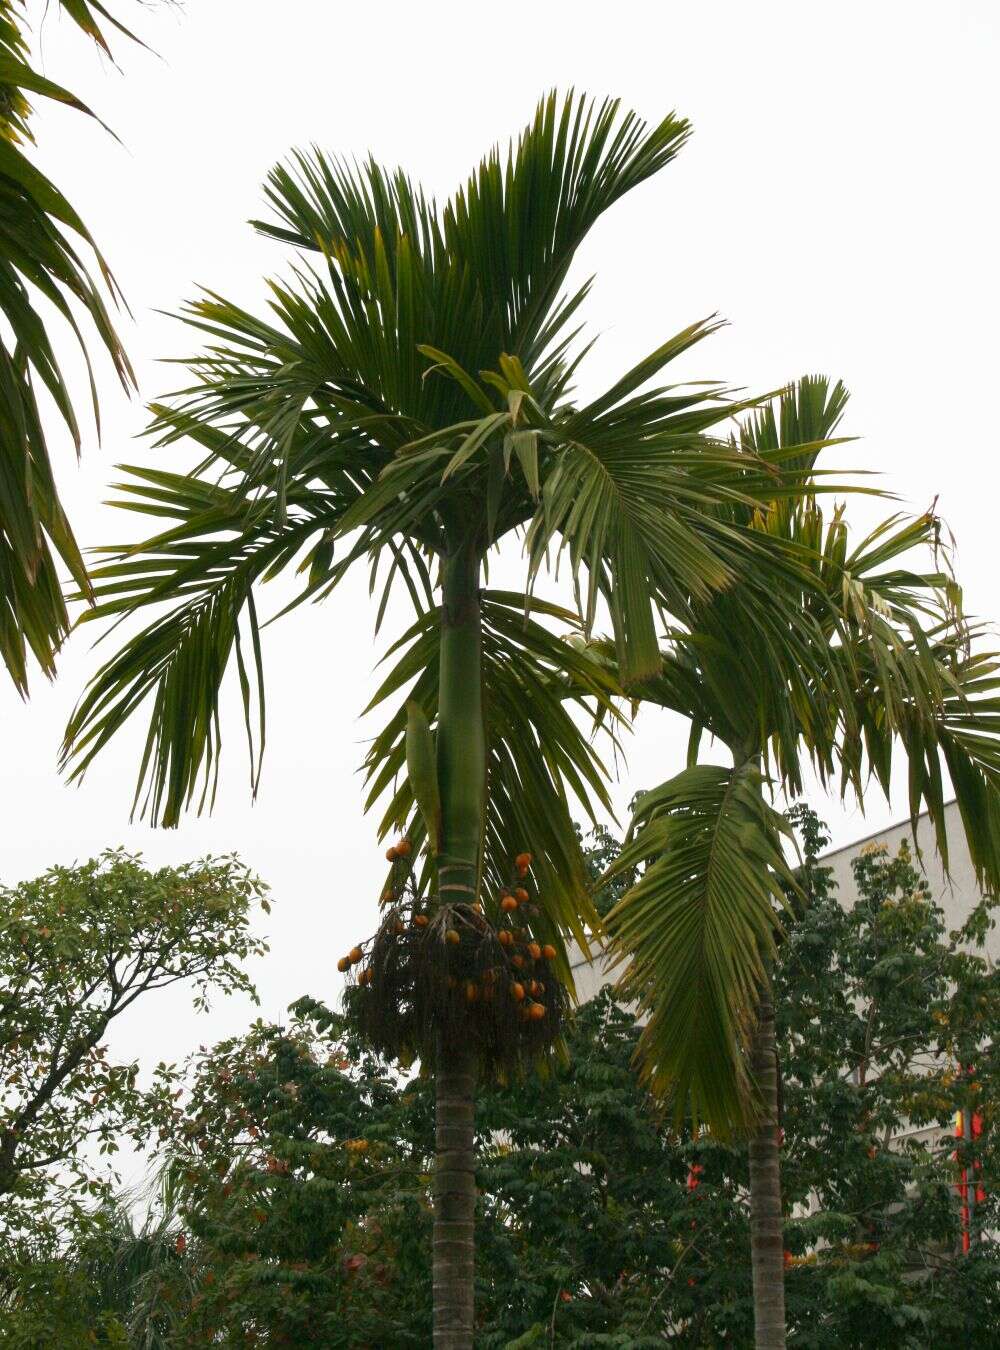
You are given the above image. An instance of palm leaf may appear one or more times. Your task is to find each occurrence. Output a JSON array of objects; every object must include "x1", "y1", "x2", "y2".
[
  {"x1": 254, "y1": 92, "x2": 691, "y2": 380},
  {"x1": 59, "y1": 473, "x2": 333, "y2": 825},
  {"x1": 604, "y1": 762, "x2": 798, "y2": 1129},
  {"x1": 0, "y1": 0, "x2": 142, "y2": 690}
]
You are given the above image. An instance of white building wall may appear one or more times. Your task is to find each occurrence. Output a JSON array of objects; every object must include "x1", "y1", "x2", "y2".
[
  {"x1": 569, "y1": 943, "x2": 616, "y2": 1002},
  {"x1": 823, "y1": 799, "x2": 995, "y2": 960}
]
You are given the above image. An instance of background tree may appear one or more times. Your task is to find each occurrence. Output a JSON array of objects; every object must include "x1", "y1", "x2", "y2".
[
  {"x1": 0, "y1": 0, "x2": 152, "y2": 688},
  {"x1": 775, "y1": 821, "x2": 1000, "y2": 1348},
  {"x1": 0, "y1": 849, "x2": 267, "y2": 1247},
  {"x1": 473, "y1": 989, "x2": 740, "y2": 1347},
  {"x1": 0, "y1": 1175, "x2": 193, "y2": 1350},
  {"x1": 86, "y1": 993, "x2": 749, "y2": 1347},
  {"x1": 151, "y1": 1001, "x2": 435, "y2": 1348},
  {"x1": 59, "y1": 92, "x2": 845, "y2": 1347}
]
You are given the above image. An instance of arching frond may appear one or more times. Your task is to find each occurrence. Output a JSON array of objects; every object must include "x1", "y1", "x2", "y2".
[
  {"x1": 831, "y1": 625, "x2": 1000, "y2": 894},
  {"x1": 59, "y1": 470, "x2": 338, "y2": 826}
]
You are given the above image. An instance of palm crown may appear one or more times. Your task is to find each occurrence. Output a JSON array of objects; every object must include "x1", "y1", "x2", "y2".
[
  {"x1": 62, "y1": 94, "x2": 849, "y2": 933},
  {"x1": 603, "y1": 376, "x2": 1000, "y2": 1126}
]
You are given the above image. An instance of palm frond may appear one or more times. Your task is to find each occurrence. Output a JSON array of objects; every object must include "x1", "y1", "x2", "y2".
[
  {"x1": 604, "y1": 761, "x2": 798, "y2": 1129},
  {"x1": 772, "y1": 482, "x2": 1000, "y2": 893},
  {"x1": 0, "y1": 0, "x2": 140, "y2": 690},
  {"x1": 255, "y1": 91, "x2": 691, "y2": 378},
  {"x1": 831, "y1": 624, "x2": 1000, "y2": 894},
  {"x1": 59, "y1": 468, "x2": 337, "y2": 825},
  {"x1": 738, "y1": 372, "x2": 849, "y2": 476}
]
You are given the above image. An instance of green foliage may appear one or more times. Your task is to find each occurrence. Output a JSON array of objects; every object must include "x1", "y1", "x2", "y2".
[
  {"x1": 606, "y1": 762, "x2": 799, "y2": 1126},
  {"x1": 62, "y1": 92, "x2": 852, "y2": 837},
  {"x1": 580, "y1": 821, "x2": 632, "y2": 919},
  {"x1": 0, "y1": 1179, "x2": 193, "y2": 1349},
  {"x1": 133, "y1": 992, "x2": 748, "y2": 1347},
  {"x1": 0, "y1": 0, "x2": 143, "y2": 690},
  {"x1": 0, "y1": 1257, "x2": 132, "y2": 1348},
  {"x1": 603, "y1": 375, "x2": 1000, "y2": 1130},
  {"x1": 473, "y1": 989, "x2": 750, "y2": 1347},
  {"x1": 9, "y1": 815, "x2": 1000, "y2": 1347},
  {"x1": 773, "y1": 813, "x2": 1000, "y2": 1345},
  {"x1": 155, "y1": 1001, "x2": 436, "y2": 1347},
  {"x1": 0, "y1": 850, "x2": 268, "y2": 1245},
  {"x1": 0, "y1": 990, "x2": 722, "y2": 1345}
]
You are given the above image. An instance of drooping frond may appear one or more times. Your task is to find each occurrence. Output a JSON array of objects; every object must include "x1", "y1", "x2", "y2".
[
  {"x1": 61, "y1": 538, "x2": 269, "y2": 829},
  {"x1": 786, "y1": 498, "x2": 1000, "y2": 893},
  {"x1": 0, "y1": 0, "x2": 139, "y2": 689},
  {"x1": 604, "y1": 762, "x2": 799, "y2": 1129},
  {"x1": 831, "y1": 622, "x2": 1000, "y2": 895},
  {"x1": 59, "y1": 469, "x2": 335, "y2": 826}
]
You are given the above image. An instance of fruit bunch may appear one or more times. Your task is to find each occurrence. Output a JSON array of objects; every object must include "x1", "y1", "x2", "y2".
[{"x1": 340, "y1": 847, "x2": 568, "y2": 1074}]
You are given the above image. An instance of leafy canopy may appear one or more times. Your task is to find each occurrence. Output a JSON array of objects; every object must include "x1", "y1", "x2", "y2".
[
  {"x1": 0, "y1": 848, "x2": 268, "y2": 1245},
  {"x1": 602, "y1": 377, "x2": 1000, "y2": 1127},
  {"x1": 8, "y1": 817, "x2": 1000, "y2": 1346},
  {"x1": 774, "y1": 816, "x2": 1000, "y2": 1347},
  {"x1": 63, "y1": 91, "x2": 852, "y2": 845}
]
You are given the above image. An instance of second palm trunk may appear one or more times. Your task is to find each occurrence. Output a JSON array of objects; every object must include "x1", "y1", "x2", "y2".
[{"x1": 748, "y1": 988, "x2": 786, "y2": 1349}]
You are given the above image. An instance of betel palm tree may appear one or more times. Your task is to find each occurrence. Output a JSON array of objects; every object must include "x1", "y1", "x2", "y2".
[
  {"x1": 60, "y1": 95, "x2": 849, "y2": 1346},
  {"x1": 602, "y1": 376, "x2": 1000, "y2": 1348},
  {"x1": 0, "y1": 0, "x2": 142, "y2": 690}
]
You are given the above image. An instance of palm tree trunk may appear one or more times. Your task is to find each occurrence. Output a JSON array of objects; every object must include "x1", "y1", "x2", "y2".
[
  {"x1": 432, "y1": 544, "x2": 485, "y2": 1349},
  {"x1": 748, "y1": 987, "x2": 786, "y2": 1350},
  {"x1": 433, "y1": 1036, "x2": 476, "y2": 1347}
]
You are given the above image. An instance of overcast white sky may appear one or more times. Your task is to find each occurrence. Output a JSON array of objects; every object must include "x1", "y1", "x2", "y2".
[{"x1": 3, "y1": 1, "x2": 998, "y2": 1121}]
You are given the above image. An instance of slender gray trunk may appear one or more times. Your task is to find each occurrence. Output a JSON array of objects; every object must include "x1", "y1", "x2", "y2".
[
  {"x1": 748, "y1": 989, "x2": 786, "y2": 1349},
  {"x1": 432, "y1": 1038, "x2": 476, "y2": 1348}
]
